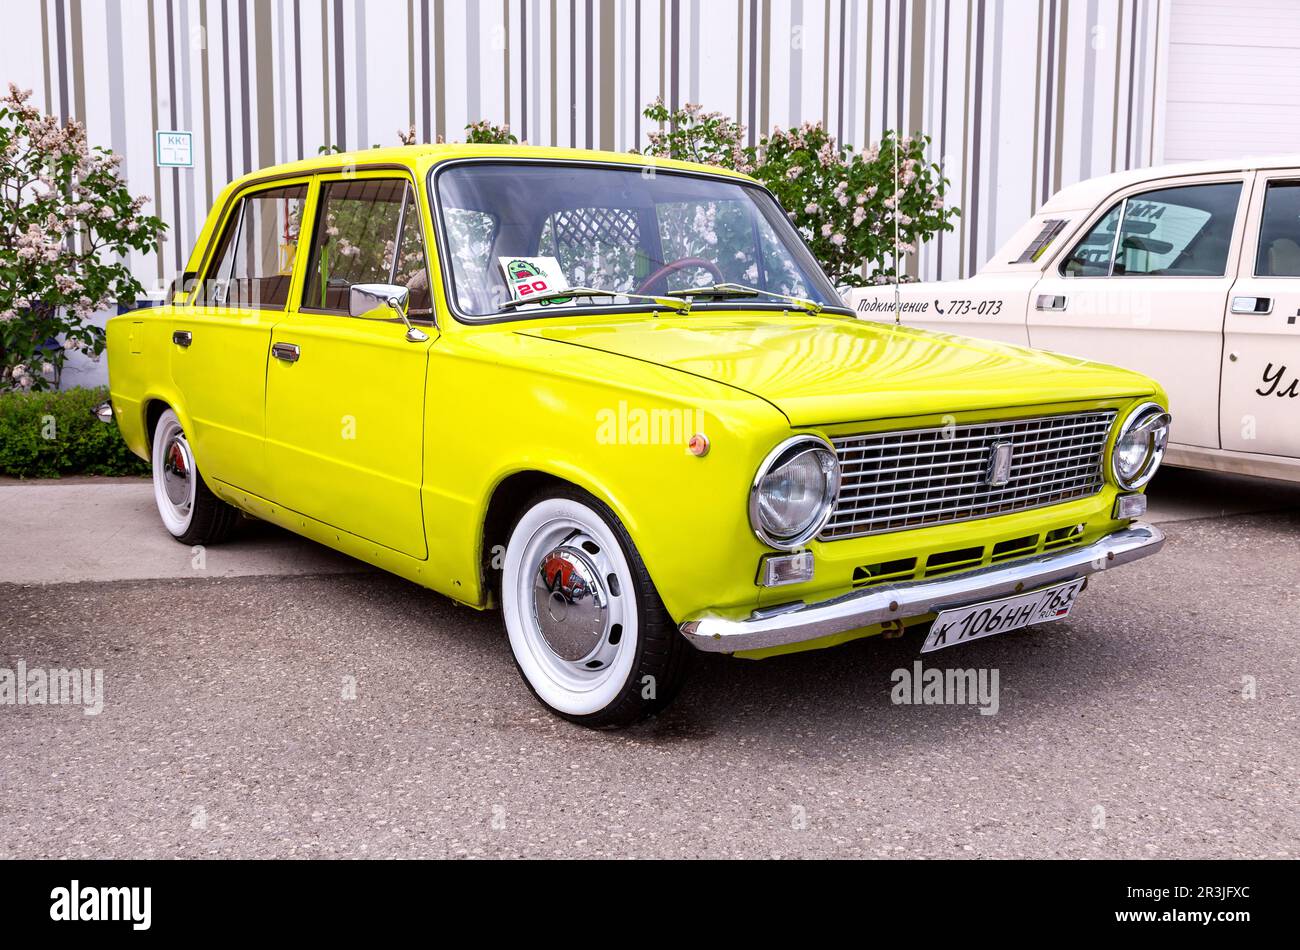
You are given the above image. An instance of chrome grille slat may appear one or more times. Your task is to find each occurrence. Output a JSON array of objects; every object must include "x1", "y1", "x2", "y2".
[
  {"x1": 834, "y1": 418, "x2": 1112, "y2": 454},
  {"x1": 830, "y1": 470, "x2": 1101, "y2": 516},
  {"x1": 827, "y1": 482, "x2": 1104, "y2": 532},
  {"x1": 837, "y1": 429, "x2": 1112, "y2": 468},
  {"x1": 835, "y1": 448, "x2": 1105, "y2": 497},
  {"x1": 820, "y1": 410, "x2": 1116, "y2": 540}
]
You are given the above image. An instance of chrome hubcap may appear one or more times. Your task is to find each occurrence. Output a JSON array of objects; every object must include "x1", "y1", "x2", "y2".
[
  {"x1": 520, "y1": 525, "x2": 628, "y2": 681},
  {"x1": 533, "y1": 544, "x2": 608, "y2": 661},
  {"x1": 162, "y1": 436, "x2": 192, "y2": 507}
]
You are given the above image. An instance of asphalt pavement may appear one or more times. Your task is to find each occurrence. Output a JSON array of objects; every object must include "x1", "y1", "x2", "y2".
[{"x1": 0, "y1": 468, "x2": 1297, "y2": 858}]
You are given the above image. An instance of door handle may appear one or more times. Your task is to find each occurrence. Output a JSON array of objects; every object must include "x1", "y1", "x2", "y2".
[
  {"x1": 1035, "y1": 294, "x2": 1067, "y2": 311},
  {"x1": 172, "y1": 330, "x2": 192, "y2": 347},
  {"x1": 271, "y1": 342, "x2": 300, "y2": 363},
  {"x1": 1230, "y1": 296, "x2": 1272, "y2": 314}
]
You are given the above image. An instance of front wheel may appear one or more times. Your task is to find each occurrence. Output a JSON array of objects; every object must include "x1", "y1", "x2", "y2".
[
  {"x1": 501, "y1": 489, "x2": 692, "y2": 728},
  {"x1": 150, "y1": 408, "x2": 240, "y2": 545}
]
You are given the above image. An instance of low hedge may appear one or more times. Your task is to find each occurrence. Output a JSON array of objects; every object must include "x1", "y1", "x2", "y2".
[{"x1": 0, "y1": 386, "x2": 148, "y2": 478}]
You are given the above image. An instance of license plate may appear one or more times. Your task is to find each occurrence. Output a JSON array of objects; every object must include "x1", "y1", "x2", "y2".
[{"x1": 921, "y1": 577, "x2": 1086, "y2": 653}]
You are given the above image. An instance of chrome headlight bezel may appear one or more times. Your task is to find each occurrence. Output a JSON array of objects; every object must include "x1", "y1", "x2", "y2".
[
  {"x1": 1110, "y1": 401, "x2": 1172, "y2": 490},
  {"x1": 748, "y1": 436, "x2": 842, "y2": 550}
]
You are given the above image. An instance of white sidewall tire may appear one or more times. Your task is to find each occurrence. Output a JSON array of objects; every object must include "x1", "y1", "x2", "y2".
[
  {"x1": 151, "y1": 409, "x2": 196, "y2": 538},
  {"x1": 502, "y1": 496, "x2": 640, "y2": 717}
]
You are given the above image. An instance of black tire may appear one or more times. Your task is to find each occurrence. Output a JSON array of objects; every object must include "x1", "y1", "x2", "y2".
[
  {"x1": 502, "y1": 486, "x2": 693, "y2": 728},
  {"x1": 150, "y1": 408, "x2": 241, "y2": 546},
  {"x1": 178, "y1": 469, "x2": 241, "y2": 546}
]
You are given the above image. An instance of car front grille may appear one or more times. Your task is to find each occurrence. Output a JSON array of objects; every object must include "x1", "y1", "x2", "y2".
[{"x1": 819, "y1": 410, "x2": 1117, "y2": 540}]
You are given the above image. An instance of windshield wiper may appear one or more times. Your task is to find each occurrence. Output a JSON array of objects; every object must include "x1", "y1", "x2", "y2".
[
  {"x1": 664, "y1": 282, "x2": 825, "y2": 315},
  {"x1": 498, "y1": 286, "x2": 690, "y2": 313}
]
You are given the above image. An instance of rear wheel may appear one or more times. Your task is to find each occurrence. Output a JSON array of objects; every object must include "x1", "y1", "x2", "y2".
[
  {"x1": 501, "y1": 488, "x2": 691, "y2": 728},
  {"x1": 150, "y1": 408, "x2": 240, "y2": 545}
]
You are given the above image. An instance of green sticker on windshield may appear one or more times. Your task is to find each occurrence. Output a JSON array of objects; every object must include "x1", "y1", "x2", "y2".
[{"x1": 499, "y1": 256, "x2": 572, "y2": 307}]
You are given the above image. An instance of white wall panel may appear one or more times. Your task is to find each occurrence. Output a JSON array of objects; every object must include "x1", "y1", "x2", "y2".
[{"x1": 5, "y1": 0, "x2": 1172, "y2": 288}]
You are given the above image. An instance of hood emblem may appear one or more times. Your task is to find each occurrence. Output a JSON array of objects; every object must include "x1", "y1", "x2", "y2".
[{"x1": 986, "y1": 441, "x2": 1014, "y2": 487}]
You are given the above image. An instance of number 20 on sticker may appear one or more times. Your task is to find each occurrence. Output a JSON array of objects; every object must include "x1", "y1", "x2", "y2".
[{"x1": 516, "y1": 278, "x2": 551, "y2": 296}]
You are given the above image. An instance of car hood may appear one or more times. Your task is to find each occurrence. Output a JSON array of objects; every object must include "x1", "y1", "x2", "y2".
[{"x1": 516, "y1": 313, "x2": 1156, "y2": 426}]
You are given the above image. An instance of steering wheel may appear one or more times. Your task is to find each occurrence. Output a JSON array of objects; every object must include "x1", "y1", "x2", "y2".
[{"x1": 635, "y1": 257, "x2": 725, "y2": 296}]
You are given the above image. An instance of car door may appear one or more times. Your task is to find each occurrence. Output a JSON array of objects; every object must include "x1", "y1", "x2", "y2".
[
  {"x1": 1029, "y1": 176, "x2": 1250, "y2": 449},
  {"x1": 1220, "y1": 170, "x2": 1300, "y2": 457},
  {"x1": 264, "y1": 172, "x2": 436, "y2": 559},
  {"x1": 171, "y1": 180, "x2": 309, "y2": 496}
]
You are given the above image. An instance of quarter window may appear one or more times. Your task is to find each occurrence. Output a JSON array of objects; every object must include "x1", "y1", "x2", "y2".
[
  {"x1": 1012, "y1": 218, "x2": 1068, "y2": 264},
  {"x1": 198, "y1": 185, "x2": 307, "y2": 308},
  {"x1": 1061, "y1": 182, "x2": 1241, "y2": 277},
  {"x1": 302, "y1": 178, "x2": 432, "y2": 313},
  {"x1": 1255, "y1": 181, "x2": 1300, "y2": 277}
]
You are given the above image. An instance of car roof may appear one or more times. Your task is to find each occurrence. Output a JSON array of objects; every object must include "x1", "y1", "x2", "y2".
[
  {"x1": 222, "y1": 143, "x2": 755, "y2": 192},
  {"x1": 1042, "y1": 153, "x2": 1300, "y2": 212}
]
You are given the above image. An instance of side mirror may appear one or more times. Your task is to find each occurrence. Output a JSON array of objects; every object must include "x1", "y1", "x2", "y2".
[{"x1": 348, "y1": 283, "x2": 429, "y2": 343}]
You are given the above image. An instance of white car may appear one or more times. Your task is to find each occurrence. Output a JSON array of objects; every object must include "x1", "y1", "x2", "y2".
[{"x1": 850, "y1": 155, "x2": 1300, "y2": 483}]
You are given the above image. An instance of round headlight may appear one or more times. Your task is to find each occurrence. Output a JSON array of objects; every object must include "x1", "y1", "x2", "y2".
[
  {"x1": 1111, "y1": 402, "x2": 1172, "y2": 490},
  {"x1": 749, "y1": 436, "x2": 841, "y2": 549}
]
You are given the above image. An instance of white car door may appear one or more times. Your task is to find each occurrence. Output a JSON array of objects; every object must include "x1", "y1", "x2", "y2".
[
  {"x1": 1220, "y1": 170, "x2": 1300, "y2": 457},
  {"x1": 1028, "y1": 174, "x2": 1252, "y2": 449}
]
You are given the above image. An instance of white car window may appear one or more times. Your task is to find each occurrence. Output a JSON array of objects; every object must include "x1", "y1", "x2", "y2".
[
  {"x1": 1061, "y1": 204, "x2": 1121, "y2": 276},
  {"x1": 1062, "y1": 182, "x2": 1241, "y2": 278},
  {"x1": 1256, "y1": 181, "x2": 1300, "y2": 277}
]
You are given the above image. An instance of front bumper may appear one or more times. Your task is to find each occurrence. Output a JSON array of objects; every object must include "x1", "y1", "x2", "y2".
[{"x1": 679, "y1": 522, "x2": 1164, "y2": 653}]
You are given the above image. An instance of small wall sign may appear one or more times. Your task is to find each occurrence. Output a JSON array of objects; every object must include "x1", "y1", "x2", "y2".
[{"x1": 155, "y1": 130, "x2": 194, "y2": 168}]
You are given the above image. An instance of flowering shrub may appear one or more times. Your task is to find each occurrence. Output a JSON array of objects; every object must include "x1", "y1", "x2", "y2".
[
  {"x1": 0, "y1": 84, "x2": 164, "y2": 390},
  {"x1": 758, "y1": 125, "x2": 955, "y2": 286},
  {"x1": 464, "y1": 120, "x2": 519, "y2": 145},
  {"x1": 640, "y1": 101, "x2": 958, "y2": 287},
  {"x1": 642, "y1": 99, "x2": 751, "y2": 172}
]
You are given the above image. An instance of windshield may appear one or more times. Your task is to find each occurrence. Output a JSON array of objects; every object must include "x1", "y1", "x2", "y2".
[{"x1": 432, "y1": 162, "x2": 845, "y2": 319}]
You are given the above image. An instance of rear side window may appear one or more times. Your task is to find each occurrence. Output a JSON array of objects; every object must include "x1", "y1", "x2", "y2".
[
  {"x1": 302, "y1": 178, "x2": 432, "y2": 314},
  {"x1": 1061, "y1": 182, "x2": 1242, "y2": 277},
  {"x1": 198, "y1": 185, "x2": 307, "y2": 308},
  {"x1": 1256, "y1": 181, "x2": 1300, "y2": 277}
]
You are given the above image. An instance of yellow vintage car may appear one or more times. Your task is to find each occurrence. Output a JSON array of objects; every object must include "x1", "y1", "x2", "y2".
[{"x1": 105, "y1": 144, "x2": 1171, "y2": 727}]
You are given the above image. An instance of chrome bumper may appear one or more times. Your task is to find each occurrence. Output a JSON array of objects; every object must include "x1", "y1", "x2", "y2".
[{"x1": 679, "y1": 522, "x2": 1165, "y2": 653}]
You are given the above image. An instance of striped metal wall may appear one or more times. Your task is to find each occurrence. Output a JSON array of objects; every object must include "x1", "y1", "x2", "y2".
[{"x1": 8, "y1": 0, "x2": 1168, "y2": 292}]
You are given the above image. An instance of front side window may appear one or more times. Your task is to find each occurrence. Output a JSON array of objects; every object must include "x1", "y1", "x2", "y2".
[
  {"x1": 434, "y1": 162, "x2": 844, "y2": 319},
  {"x1": 302, "y1": 178, "x2": 432, "y2": 314},
  {"x1": 1256, "y1": 180, "x2": 1300, "y2": 277},
  {"x1": 198, "y1": 185, "x2": 307, "y2": 308},
  {"x1": 1061, "y1": 182, "x2": 1242, "y2": 277}
]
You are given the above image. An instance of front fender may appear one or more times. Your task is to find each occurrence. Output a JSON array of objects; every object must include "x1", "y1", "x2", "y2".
[{"x1": 421, "y1": 338, "x2": 791, "y2": 621}]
